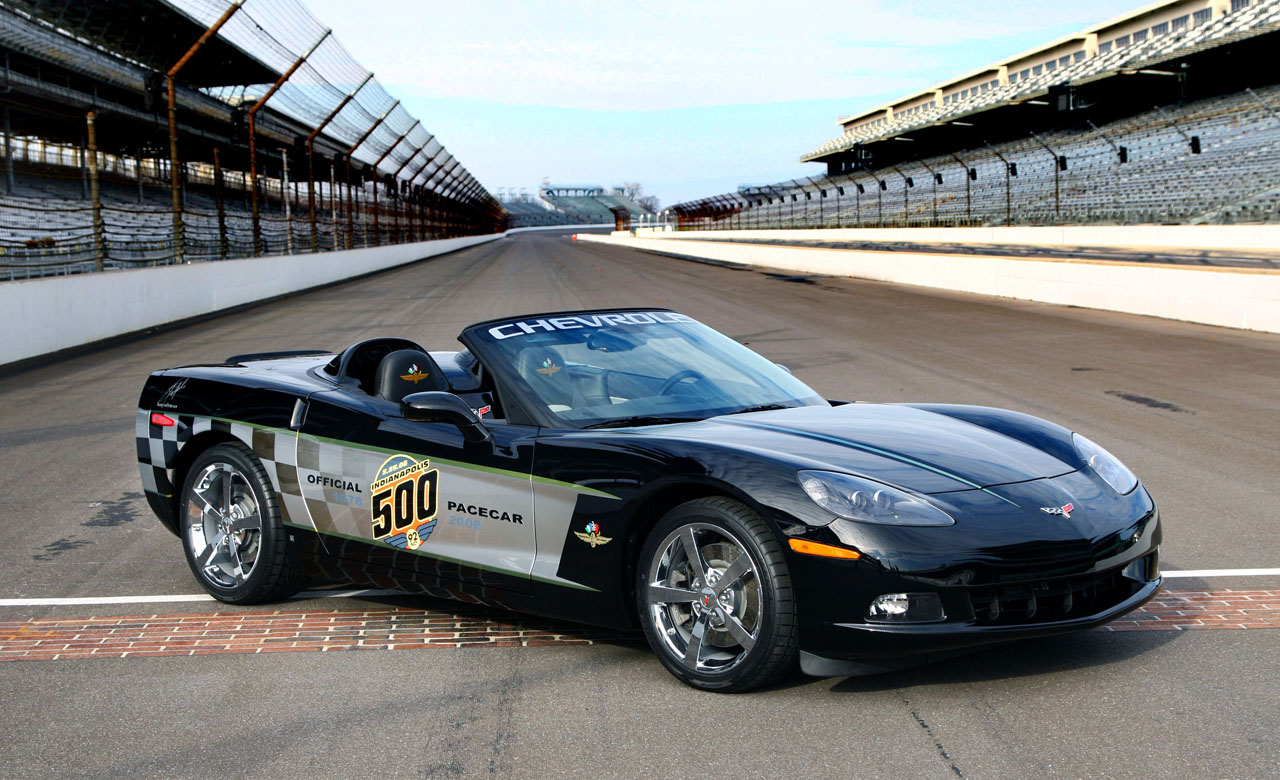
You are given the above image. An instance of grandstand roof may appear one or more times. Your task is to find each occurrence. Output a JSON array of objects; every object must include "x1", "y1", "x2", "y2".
[
  {"x1": 831, "y1": 0, "x2": 1189, "y2": 128},
  {"x1": 5, "y1": 0, "x2": 277, "y2": 87},
  {"x1": 805, "y1": 0, "x2": 1280, "y2": 163}
]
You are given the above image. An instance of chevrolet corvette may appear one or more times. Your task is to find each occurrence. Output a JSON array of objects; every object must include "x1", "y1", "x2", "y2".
[{"x1": 136, "y1": 308, "x2": 1161, "y2": 691}]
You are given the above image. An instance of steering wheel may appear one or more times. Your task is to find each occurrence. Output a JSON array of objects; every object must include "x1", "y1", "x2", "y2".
[{"x1": 657, "y1": 369, "x2": 708, "y2": 396}]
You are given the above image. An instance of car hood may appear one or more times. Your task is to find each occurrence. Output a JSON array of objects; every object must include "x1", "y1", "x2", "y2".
[{"x1": 670, "y1": 403, "x2": 1075, "y2": 494}]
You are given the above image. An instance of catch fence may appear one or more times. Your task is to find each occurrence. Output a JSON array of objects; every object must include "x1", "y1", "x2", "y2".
[{"x1": 0, "y1": 0, "x2": 506, "y2": 279}]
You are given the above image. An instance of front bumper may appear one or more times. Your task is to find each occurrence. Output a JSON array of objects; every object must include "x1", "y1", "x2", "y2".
[
  {"x1": 781, "y1": 471, "x2": 1162, "y2": 676},
  {"x1": 799, "y1": 573, "x2": 1161, "y2": 676}
]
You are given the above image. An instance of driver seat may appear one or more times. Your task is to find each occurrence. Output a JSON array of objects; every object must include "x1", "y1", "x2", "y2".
[{"x1": 375, "y1": 349, "x2": 448, "y2": 402}]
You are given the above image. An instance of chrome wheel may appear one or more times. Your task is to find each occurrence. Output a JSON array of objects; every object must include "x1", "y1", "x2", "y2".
[
  {"x1": 184, "y1": 461, "x2": 264, "y2": 590},
  {"x1": 646, "y1": 522, "x2": 762, "y2": 675}
]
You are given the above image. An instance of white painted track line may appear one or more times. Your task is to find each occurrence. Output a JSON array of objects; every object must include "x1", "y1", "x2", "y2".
[
  {"x1": 0, "y1": 589, "x2": 404, "y2": 607},
  {"x1": 1161, "y1": 568, "x2": 1280, "y2": 578}
]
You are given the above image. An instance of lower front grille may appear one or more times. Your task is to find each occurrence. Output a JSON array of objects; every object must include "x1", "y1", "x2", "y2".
[{"x1": 965, "y1": 554, "x2": 1155, "y2": 626}]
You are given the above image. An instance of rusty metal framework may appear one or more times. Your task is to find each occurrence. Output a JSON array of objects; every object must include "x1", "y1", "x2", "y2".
[{"x1": 0, "y1": 0, "x2": 506, "y2": 278}]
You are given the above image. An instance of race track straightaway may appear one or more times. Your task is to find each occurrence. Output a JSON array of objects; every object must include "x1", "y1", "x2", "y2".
[{"x1": 1, "y1": 230, "x2": 1278, "y2": 780}]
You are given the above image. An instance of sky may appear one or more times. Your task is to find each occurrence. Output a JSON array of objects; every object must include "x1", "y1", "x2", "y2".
[{"x1": 302, "y1": 0, "x2": 1143, "y2": 208}]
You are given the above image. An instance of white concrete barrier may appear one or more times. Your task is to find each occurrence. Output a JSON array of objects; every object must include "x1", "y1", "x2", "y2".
[
  {"x1": 634, "y1": 224, "x2": 1280, "y2": 251},
  {"x1": 581, "y1": 233, "x2": 1280, "y2": 334},
  {"x1": 3, "y1": 234, "x2": 501, "y2": 367}
]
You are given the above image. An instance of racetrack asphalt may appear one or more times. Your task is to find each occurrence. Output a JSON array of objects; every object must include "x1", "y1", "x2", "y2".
[{"x1": 1, "y1": 230, "x2": 1277, "y2": 779}]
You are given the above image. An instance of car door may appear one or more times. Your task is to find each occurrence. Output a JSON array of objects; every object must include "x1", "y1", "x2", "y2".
[{"x1": 294, "y1": 388, "x2": 538, "y2": 595}]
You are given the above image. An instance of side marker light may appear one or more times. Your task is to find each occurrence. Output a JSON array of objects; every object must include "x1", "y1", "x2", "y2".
[
  {"x1": 788, "y1": 538, "x2": 861, "y2": 560},
  {"x1": 150, "y1": 413, "x2": 177, "y2": 427}
]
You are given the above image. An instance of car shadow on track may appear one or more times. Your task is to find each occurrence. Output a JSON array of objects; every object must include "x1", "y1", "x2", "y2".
[
  {"x1": 284, "y1": 591, "x2": 1183, "y2": 695},
  {"x1": 821, "y1": 629, "x2": 1182, "y2": 694}
]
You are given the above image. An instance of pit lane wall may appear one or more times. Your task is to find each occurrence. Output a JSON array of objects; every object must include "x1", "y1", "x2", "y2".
[
  {"x1": 2, "y1": 233, "x2": 515, "y2": 368},
  {"x1": 580, "y1": 228, "x2": 1280, "y2": 334}
]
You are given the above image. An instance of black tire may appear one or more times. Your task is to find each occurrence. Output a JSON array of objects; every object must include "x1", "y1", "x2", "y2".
[
  {"x1": 178, "y1": 442, "x2": 303, "y2": 604},
  {"x1": 636, "y1": 496, "x2": 798, "y2": 692}
]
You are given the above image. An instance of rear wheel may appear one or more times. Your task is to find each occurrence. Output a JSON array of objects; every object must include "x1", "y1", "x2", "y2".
[
  {"x1": 179, "y1": 442, "x2": 302, "y2": 604},
  {"x1": 636, "y1": 497, "x2": 798, "y2": 692}
]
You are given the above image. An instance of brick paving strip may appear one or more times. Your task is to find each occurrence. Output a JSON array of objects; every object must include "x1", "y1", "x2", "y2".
[{"x1": 0, "y1": 588, "x2": 1274, "y2": 662}]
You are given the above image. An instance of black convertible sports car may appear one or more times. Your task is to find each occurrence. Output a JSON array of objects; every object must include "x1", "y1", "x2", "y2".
[{"x1": 137, "y1": 308, "x2": 1160, "y2": 691}]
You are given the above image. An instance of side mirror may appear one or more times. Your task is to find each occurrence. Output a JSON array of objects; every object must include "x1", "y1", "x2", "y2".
[{"x1": 401, "y1": 392, "x2": 492, "y2": 444}]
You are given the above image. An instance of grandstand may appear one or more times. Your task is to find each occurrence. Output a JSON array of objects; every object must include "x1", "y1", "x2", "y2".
[
  {"x1": 540, "y1": 185, "x2": 653, "y2": 225},
  {"x1": 672, "y1": 0, "x2": 1280, "y2": 228},
  {"x1": 499, "y1": 196, "x2": 575, "y2": 229},
  {"x1": 0, "y1": 0, "x2": 505, "y2": 279},
  {"x1": 491, "y1": 185, "x2": 654, "y2": 228}
]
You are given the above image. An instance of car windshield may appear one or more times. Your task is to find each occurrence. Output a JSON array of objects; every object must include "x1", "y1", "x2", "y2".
[{"x1": 465, "y1": 310, "x2": 828, "y2": 428}]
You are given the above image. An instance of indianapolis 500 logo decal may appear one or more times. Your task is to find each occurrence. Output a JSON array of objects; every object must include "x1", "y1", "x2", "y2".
[{"x1": 370, "y1": 454, "x2": 439, "y2": 551}]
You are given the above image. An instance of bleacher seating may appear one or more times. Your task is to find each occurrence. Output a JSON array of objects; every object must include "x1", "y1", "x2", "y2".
[
  {"x1": 0, "y1": 172, "x2": 387, "y2": 279},
  {"x1": 684, "y1": 83, "x2": 1280, "y2": 229},
  {"x1": 537, "y1": 190, "x2": 653, "y2": 224},
  {"x1": 500, "y1": 197, "x2": 575, "y2": 228}
]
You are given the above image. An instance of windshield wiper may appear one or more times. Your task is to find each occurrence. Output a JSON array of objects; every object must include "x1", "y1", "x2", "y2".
[
  {"x1": 724, "y1": 403, "x2": 796, "y2": 415},
  {"x1": 581, "y1": 415, "x2": 704, "y2": 430}
]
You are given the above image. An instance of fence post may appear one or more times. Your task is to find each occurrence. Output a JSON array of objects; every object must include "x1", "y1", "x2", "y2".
[
  {"x1": 79, "y1": 125, "x2": 88, "y2": 200},
  {"x1": 891, "y1": 167, "x2": 911, "y2": 223},
  {"x1": 213, "y1": 147, "x2": 227, "y2": 260},
  {"x1": 3, "y1": 105, "x2": 13, "y2": 195},
  {"x1": 983, "y1": 141, "x2": 1013, "y2": 225},
  {"x1": 1028, "y1": 130, "x2": 1062, "y2": 222},
  {"x1": 371, "y1": 173, "x2": 382, "y2": 246},
  {"x1": 281, "y1": 148, "x2": 292, "y2": 254},
  {"x1": 167, "y1": 75, "x2": 183, "y2": 263},
  {"x1": 948, "y1": 153, "x2": 972, "y2": 223},
  {"x1": 85, "y1": 111, "x2": 104, "y2": 272},
  {"x1": 307, "y1": 146, "x2": 319, "y2": 251},
  {"x1": 328, "y1": 165, "x2": 337, "y2": 250},
  {"x1": 918, "y1": 160, "x2": 940, "y2": 225},
  {"x1": 1086, "y1": 120, "x2": 1126, "y2": 222},
  {"x1": 863, "y1": 173, "x2": 884, "y2": 226},
  {"x1": 345, "y1": 166, "x2": 355, "y2": 249}
]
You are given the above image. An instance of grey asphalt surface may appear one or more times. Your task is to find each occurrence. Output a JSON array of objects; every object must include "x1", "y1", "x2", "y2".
[{"x1": 2, "y1": 230, "x2": 1278, "y2": 779}]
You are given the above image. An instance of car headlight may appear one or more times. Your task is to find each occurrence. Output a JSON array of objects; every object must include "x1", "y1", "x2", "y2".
[
  {"x1": 1073, "y1": 433, "x2": 1138, "y2": 495},
  {"x1": 797, "y1": 470, "x2": 955, "y2": 527}
]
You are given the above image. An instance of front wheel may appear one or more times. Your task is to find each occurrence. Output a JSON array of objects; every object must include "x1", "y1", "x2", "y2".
[
  {"x1": 636, "y1": 497, "x2": 798, "y2": 692},
  {"x1": 178, "y1": 442, "x2": 303, "y2": 604}
]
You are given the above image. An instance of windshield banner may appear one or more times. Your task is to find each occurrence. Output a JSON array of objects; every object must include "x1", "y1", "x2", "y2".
[{"x1": 487, "y1": 311, "x2": 695, "y2": 340}]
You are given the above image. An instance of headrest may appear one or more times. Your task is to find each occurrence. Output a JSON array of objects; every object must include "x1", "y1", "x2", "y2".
[
  {"x1": 375, "y1": 349, "x2": 448, "y2": 402},
  {"x1": 515, "y1": 345, "x2": 572, "y2": 406}
]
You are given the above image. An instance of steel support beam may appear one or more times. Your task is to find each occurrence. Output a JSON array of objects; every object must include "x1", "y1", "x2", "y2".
[{"x1": 166, "y1": 1, "x2": 243, "y2": 264}]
